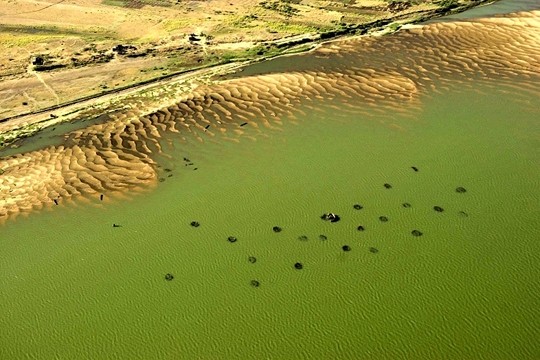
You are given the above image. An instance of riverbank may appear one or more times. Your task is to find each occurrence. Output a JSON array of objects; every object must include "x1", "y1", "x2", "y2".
[
  {"x1": 0, "y1": 0, "x2": 498, "y2": 150},
  {"x1": 1, "y1": 4, "x2": 538, "y2": 222}
]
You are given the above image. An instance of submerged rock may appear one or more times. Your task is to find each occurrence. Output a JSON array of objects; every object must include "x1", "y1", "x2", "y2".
[
  {"x1": 379, "y1": 216, "x2": 389, "y2": 222},
  {"x1": 165, "y1": 273, "x2": 174, "y2": 281},
  {"x1": 248, "y1": 256, "x2": 257, "y2": 264},
  {"x1": 369, "y1": 247, "x2": 379, "y2": 254},
  {"x1": 250, "y1": 280, "x2": 260, "y2": 288},
  {"x1": 353, "y1": 204, "x2": 363, "y2": 210},
  {"x1": 433, "y1": 206, "x2": 444, "y2": 212},
  {"x1": 402, "y1": 202, "x2": 412, "y2": 208},
  {"x1": 294, "y1": 262, "x2": 303, "y2": 270},
  {"x1": 228, "y1": 236, "x2": 237, "y2": 243},
  {"x1": 342, "y1": 245, "x2": 351, "y2": 252},
  {"x1": 272, "y1": 226, "x2": 282, "y2": 233},
  {"x1": 190, "y1": 221, "x2": 200, "y2": 227},
  {"x1": 456, "y1": 186, "x2": 467, "y2": 193},
  {"x1": 384, "y1": 183, "x2": 392, "y2": 189}
]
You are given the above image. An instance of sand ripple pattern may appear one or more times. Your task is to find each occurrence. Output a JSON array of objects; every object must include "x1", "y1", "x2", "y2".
[{"x1": 1, "y1": 11, "x2": 539, "y2": 222}]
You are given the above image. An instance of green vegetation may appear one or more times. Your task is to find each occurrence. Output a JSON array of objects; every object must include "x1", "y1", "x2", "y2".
[
  {"x1": 266, "y1": 21, "x2": 319, "y2": 34},
  {"x1": 210, "y1": 43, "x2": 282, "y2": 64},
  {"x1": 0, "y1": 24, "x2": 113, "y2": 40},
  {"x1": 388, "y1": 22, "x2": 402, "y2": 31},
  {"x1": 102, "y1": 0, "x2": 173, "y2": 8},
  {"x1": 0, "y1": 24, "x2": 114, "y2": 48},
  {"x1": 231, "y1": 14, "x2": 259, "y2": 28},
  {"x1": 436, "y1": 0, "x2": 459, "y2": 8},
  {"x1": 162, "y1": 19, "x2": 192, "y2": 32},
  {"x1": 259, "y1": 1, "x2": 300, "y2": 17},
  {"x1": 0, "y1": 33, "x2": 65, "y2": 47},
  {"x1": 0, "y1": 123, "x2": 44, "y2": 150}
]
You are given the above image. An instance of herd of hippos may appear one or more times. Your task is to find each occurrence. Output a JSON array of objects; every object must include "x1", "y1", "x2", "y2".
[{"x1": 139, "y1": 166, "x2": 468, "y2": 288}]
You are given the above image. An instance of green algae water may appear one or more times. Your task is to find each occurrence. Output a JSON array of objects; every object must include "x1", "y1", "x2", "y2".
[{"x1": 1, "y1": 80, "x2": 539, "y2": 358}]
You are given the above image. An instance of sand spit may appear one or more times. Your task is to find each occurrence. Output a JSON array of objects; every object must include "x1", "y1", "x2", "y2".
[
  {"x1": 1, "y1": 11, "x2": 539, "y2": 222},
  {"x1": 0, "y1": 143, "x2": 156, "y2": 221}
]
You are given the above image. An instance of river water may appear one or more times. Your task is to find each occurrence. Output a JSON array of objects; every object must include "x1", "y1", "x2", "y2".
[
  {"x1": 1, "y1": 2, "x2": 539, "y2": 359},
  {"x1": 440, "y1": 0, "x2": 540, "y2": 19}
]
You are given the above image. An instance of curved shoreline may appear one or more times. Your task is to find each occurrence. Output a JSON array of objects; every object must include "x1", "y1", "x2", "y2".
[
  {"x1": 1, "y1": 5, "x2": 538, "y2": 222},
  {"x1": 0, "y1": 0, "x2": 498, "y2": 151}
]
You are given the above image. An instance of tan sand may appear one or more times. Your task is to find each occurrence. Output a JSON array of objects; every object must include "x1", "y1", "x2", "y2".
[{"x1": 1, "y1": 10, "x2": 539, "y2": 222}]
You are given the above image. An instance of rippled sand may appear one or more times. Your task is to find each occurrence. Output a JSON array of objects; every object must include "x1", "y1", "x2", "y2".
[{"x1": 1, "y1": 11, "x2": 539, "y2": 222}]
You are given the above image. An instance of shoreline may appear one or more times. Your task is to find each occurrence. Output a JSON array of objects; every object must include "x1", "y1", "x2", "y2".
[
  {"x1": 0, "y1": 0, "x2": 498, "y2": 151},
  {"x1": 2, "y1": 1, "x2": 538, "y2": 223}
]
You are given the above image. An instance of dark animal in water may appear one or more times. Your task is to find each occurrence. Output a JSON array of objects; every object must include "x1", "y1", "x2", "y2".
[{"x1": 321, "y1": 213, "x2": 341, "y2": 223}]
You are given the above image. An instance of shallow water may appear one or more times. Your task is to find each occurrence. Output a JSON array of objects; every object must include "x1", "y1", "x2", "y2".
[
  {"x1": 439, "y1": 0, "x2": 540, "y2": 20},
  {"x1": 1, "y1": 4, "x2": 540, "y2": 359},
  {"x1": 1, "y1": 79, "x2": 539, "y2": 358}
]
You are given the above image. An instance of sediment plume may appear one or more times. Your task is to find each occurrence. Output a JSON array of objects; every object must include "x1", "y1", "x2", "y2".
[{"x1": 1, "y1": 10, "x2": 539, "y2": 222}]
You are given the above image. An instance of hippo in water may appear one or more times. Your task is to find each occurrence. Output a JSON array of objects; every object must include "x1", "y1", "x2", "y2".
[{"x1": 321, "y1": 212, "x2": 341, "y2": 223}]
